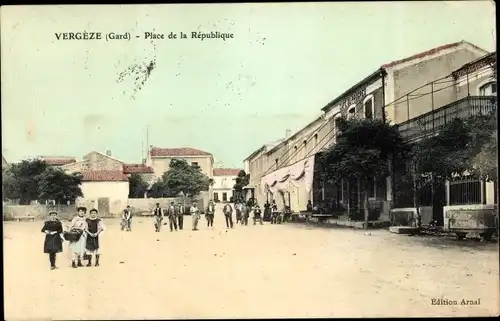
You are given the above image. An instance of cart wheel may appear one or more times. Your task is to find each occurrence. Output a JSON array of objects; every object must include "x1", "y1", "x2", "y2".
[{"x1": 456, "y1": 233, "x2": 466, "y2": 240}]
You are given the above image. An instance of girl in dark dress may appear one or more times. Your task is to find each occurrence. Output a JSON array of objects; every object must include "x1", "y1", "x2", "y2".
[
  {"x1": 84, "y1": 208, "x2": 106, "y2": 267},
  {"x1": 41, "y1": 211, "x2": 64, "y2": 270}
]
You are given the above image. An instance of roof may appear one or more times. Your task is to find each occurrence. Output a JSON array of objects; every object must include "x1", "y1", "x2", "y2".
[
  {"x1": 81, "y1": 170, "x2": 129, "y2": 182},
  {"x1": 123, "y1": 164, "x2": 154, "y2": 174},
  {"x1": 452, "y1": 52, "x2": 496, "y2": 78},
  {"x1": 321, "y1": 40, "x2": 488, "y2": 112},
  {"x1": 244, "y1": 138, "x2": 286, "y2": 161},
  {"x1": 84, "y1": 151, "x2": 125, "y2": 164},
  {"x1": 266, "y1": 116, "x2": 325, "y2": 155},
  {"x1": 381, "y1": 40, "x2": 486, "y2": 69},
  {"x1": 213, "y1": 168, "x2": 242, "y2": 176},
  {"x1": 150, "y1": 147, "x2": 212, "y2": 157},
  {"x1": 39, "y1": 156, "x2": 77, "y2": 166}
]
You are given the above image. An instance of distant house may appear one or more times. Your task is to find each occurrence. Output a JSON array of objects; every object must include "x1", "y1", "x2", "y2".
[
  {"x1": 38, "y1": 156, "x2": 77, "y2": 167},
  {"x1": 123, "y1": 163, "x2": 155, "y2": 187},
  {"x1": 212, "y1": 168, "x2": 242, "y2": 202},
  {"x1": 146, "y1": 147, "x2": 214, "y2": 180},
  {"x1": 61, "y1": 150, "x2": 129, "y2": 215}
]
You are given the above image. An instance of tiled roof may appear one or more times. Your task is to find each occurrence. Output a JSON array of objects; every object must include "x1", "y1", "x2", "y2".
[
  {"x1": 40, "y1": 157, "x2": 77, "y2": 166},
  {"x1": 213, "y1": 168, "x2": 242, "y2": 176},
  {"x1": 81, "y1": 170, "x2": 129, "y2": 182},
  {"x1": 123, "y1": 164, "x2": 154, "y2": 174},
  {"x1": 150, "y1": 147, "x2": 212, "y2": 157}
]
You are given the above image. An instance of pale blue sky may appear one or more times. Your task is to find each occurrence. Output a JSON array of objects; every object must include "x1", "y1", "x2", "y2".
[{"x1": 1, "y1": 2, "x2": 496, "y2": 168}]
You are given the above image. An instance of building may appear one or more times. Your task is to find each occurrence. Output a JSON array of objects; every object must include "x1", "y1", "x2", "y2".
[
  {"x1": 38, "y1": 156, "x2": 76, "y2": 167},
  {"x1": 123, "y1": 163, "x2": 155, "y2": 187},
  {"x1": 245, "y1": 41, "x2": 490, "y2": 218},
  {"x1": 146, "y1": 147, "x2": 214, "y2": 180},
  {"x1": 212, "y1": 168, "x2": 242, "y2": 202},
  {"x1": 61, "y1": 150, "x2": 130, "y2": 215}
]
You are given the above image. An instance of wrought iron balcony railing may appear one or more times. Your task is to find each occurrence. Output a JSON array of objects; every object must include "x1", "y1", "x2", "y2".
[{"x1": 397, "y1": 95, "x2": 497, "y2": 142}]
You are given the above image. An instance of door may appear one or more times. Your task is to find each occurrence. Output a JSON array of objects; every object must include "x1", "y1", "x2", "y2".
[{"x1": 97, "y1": 198, "x2": 110, "y2": 215}]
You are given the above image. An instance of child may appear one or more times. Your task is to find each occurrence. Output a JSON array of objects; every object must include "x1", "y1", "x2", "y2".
[
  {"x1": 41, "y1": 211, "x2": 64, "y2": 270},
  {"x1": 66, "y1": 206, "x2": 88, "y2": 268},
  {"x1": 85, "y1": 208, "x2": 106, "y2": 267},
  {"x1": 253, "y1": 204, "x2": 263, "y2": 225}
]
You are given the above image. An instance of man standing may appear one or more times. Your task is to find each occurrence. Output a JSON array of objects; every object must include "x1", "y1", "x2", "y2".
[
  {"x1": 223, "y1": 201, "x2": 234, "y2": 229},
  {"x1": 242, "y1": 204, "x2": 250, "y2": 226},
  {"x1": 152, "y1": 203, "x2": 164, "y2": 232},
  {"x1": 190, "y1": 203, "x2": 201, "y2": 231},
  {"x1": 167, "y1": 201, "x2": 178, "y2": 232},
  {"x1": 206, "y1": 200, "x2": 215, "y2": 228},
  {"x1": 176, "y1": 202, "x2": 184, "y2": 230}
]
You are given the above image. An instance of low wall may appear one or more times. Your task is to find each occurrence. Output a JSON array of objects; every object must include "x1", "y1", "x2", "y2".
[
  {"x1": 3, "y1": 204, "x2": 79, "y2": 221},
  {"x1": 127, "y1": 196, "x2": 206, "y2": 214},
  {"x1": 389, "y1": 206, "x2": 433, "y2": 227}
]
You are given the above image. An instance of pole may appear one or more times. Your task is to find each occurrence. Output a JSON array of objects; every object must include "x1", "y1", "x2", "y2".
[
  {"x1": 431, "y1": 82, "x2": 435, "y2": 132},
  {"x1": 406, "y1": 94, "x2": 410, "y2": 121},
  {"x1": 466, "y1": 69, "x2": 470, "y2": 96}
]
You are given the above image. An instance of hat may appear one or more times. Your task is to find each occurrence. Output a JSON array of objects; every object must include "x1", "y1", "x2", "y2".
[
  {"x1": 77, "y1": 206, "x2": 87, "y2": 212},
  {"x1": 89, "y1": 208, "x2": 98, "y2": 214},
  {"x1": 156, "y1": 203, "x2": 160, "y2": 206},
  {"x1": 49, "y1": 211, "x2": 58, "y2": 215}
]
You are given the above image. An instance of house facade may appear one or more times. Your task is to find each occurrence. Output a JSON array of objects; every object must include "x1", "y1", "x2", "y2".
[
  {"x1": 245, "y1": 41, "x2": 489, "y2": 218},
  {"x1": 62, "y1": 151, "x2": 130, "y2": 216},
  {"x1": 212, "y1": 168, "x2": 242, "y2": 202}
]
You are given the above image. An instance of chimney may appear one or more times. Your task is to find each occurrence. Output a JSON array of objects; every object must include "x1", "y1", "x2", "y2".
[
  {"x1": 285, "y1": 129, "x2": 292, "y2": 139},
  {"x1": 106, "y1": 150, "x2": 112, "y2": 156}
]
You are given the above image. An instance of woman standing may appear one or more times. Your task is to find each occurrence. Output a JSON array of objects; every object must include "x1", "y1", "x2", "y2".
[
  {"x1": 85, "y1": 208, "x2": 106, "y2": 267},
  {"x1": 66, "y1": 206, "x2": 88, "y2": 268},
  {"x1": 41, "y1": 211, "x2": 64, "y2": 270}
]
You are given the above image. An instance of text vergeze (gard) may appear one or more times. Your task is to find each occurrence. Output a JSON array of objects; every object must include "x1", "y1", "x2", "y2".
[{"x1": 55, "y1": 32, "x2": 102, "y2": 40}]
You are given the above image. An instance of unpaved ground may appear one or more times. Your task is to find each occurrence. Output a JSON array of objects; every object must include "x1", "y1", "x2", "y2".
[{"x1": 3, "y1": 214, "x2": 499, "y2": 320}]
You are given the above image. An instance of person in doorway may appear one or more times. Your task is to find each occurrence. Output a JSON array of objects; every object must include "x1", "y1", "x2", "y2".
[
  {"x1": 306, "y1": 200, "x2": 313, "y2": 213},
  {"x1": 85, "y1": 208, "x2": 106, "y2": 267},
  {"x1": 190, "y1": 203, "x2": 201, "y2": 231},
  {"x1": 223, "y1": 201, "x2": 234, "y2": 229},
  {"x1": 167, "y1": 201, "x2": 178, "y2": 232},
  {"x1": 206, "y1": 200, "x2": 216, "y2": 228},
  {"x1": 176, "y1": 202, "x2": 185, "y2": 230},
  {"x1": 152, "y1": 203, "x2": 164, "y2": 232},
  {"x1": 253, "y1": 204, "x2": 263, "y2": 225},
  {"x1": 263, "y1": 202, "x2": 271, "y2": 222},
  {"x1": 41, "y1": 211, "x2": 64, "y2": 270},
  {"x1": 66, "y1": 206, "x2": 88, "y2": 268}
]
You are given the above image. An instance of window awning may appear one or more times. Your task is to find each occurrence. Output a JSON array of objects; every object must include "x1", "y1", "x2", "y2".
[{"x1": 261, "y1": 155, "x2": 315, "y2": 195}]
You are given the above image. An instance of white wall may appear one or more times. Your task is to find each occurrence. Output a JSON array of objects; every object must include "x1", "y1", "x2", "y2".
[
  {"x1": 80, "y1": 181, "x2": 129, "y2": 215},
  {"x1": 213, "y1": 175, "x2": 237, "y2": 201}
]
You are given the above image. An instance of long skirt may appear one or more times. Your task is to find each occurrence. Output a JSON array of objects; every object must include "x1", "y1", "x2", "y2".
[{"x1": 69, "y1": 234, "x2": 86, "y2": 257}]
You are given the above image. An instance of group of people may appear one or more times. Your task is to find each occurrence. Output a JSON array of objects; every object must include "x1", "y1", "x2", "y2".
[{"x1": 41, "y1": 206, "x2": 105, "y2": 270}]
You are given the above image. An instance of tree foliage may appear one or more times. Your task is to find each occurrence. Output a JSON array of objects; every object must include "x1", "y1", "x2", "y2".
[
  {"x1": 233, "y1": 170, "x2": 250, "y2": 191},
  {"x1": 128, "y1": 173, "x2": 150, "y2": 198},
  {"x1": 2, "y1": 159, "x2": 48, "y2": 204},
  {"x1": 319, "y1": 117, "x2": 408, "y2": 184},
  {"x1": 149, "y1": 159, "x2": 213, "y2": 198},
  {"x1": 411, "y1": 112, "x2": 497, "y2": 181},
  {"x1": 37, "y1": 167, "x2": 83, "y2": 204},
  {"x1": 2, "y1": 159, "x2": 83, "y2": 204}
]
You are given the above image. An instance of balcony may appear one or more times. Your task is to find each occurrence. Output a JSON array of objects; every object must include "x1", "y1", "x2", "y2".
[{"x1": 397, "y1": 95, "x2": 497, "y2": 142}]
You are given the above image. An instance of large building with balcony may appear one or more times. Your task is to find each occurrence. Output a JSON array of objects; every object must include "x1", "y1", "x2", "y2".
[{"x1": 244, "y1": 41, "x2": 492, "y2": 220}]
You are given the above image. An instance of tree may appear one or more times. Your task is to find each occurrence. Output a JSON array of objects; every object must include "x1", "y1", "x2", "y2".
[
  {"x1": 319, "y1": 117, "x2": 408, "y2": 229},
  {"x1": 128, "y1": 173, "x2": 150, "y2": 198},
  {"x1": 150, "y1": 159, "x2": 213, "y2": 198},
  {"x1": 2, "y1": 159, "x2": 48, "y2": 204},
  {"x1": 233, "y1": 170, "x2": 250, "y2": 201},
  {"x1": 37, "y1": 167, "x2": 83, "y2": 204}
]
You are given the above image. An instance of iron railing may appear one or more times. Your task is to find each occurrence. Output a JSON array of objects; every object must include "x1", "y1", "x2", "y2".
[{"x1": 398, "y1": 95, "x2": 497, "y2": 142}]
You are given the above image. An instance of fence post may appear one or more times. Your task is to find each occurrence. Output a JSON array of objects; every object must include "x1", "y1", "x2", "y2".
[{"x1": 445, "y1": 180, "x2": 450, "y2": 206}]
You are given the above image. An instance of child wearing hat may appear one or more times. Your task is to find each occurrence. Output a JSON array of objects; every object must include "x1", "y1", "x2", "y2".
[
  {"x1": 85, "y1": 208, "x2": 106, "y2": 267},
  {"x1": 41, "y1": 211, "x2": 64, "y2": 270}
]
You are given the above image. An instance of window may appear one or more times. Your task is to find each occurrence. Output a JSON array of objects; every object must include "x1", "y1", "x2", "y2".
[
  {"x1": 479, "y1": 82, "x2": 497, "y2": 96},
  {"x1": 214, "y1": 192, "x2": 219, "y2": 202},
  {"x1": 364, "y1": 96, "x2": 374, "y2": 119},
  {"x1": 191, "y1": 162, "x2": 199, "y2": 167},
  {"x1": 275, "y1": 158, "x2": 278, "y2": 166},
  {"x1": 222, "y1": 192, "x2": 228, "y2": 202},
  {"x1": 314, "y1": 134, "x2": 318, "y2": 147}
]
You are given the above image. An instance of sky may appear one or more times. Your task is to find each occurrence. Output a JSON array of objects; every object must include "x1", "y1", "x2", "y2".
[{"x1": 1, "y1": 2, "x2": 496, "y2": 168}]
